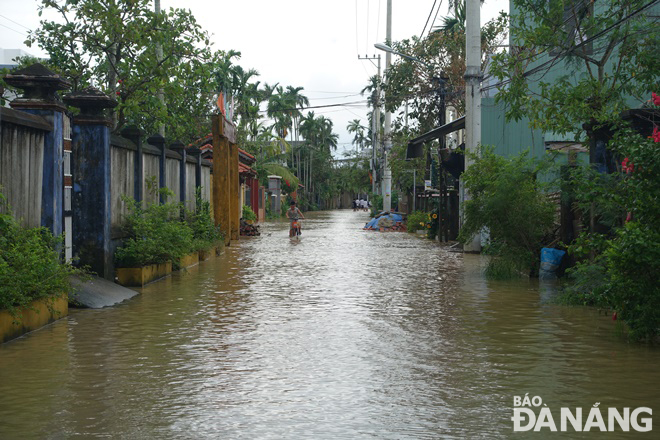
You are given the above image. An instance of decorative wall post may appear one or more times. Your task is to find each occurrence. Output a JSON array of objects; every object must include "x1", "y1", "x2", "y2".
[
  {"x1": 121, "y1": 125, "x2": 144, "y2": 203},
  {"x1": 212, "y1": 114, "x2": 235, "y2": 246},
  {"x1": 147, "y1": 134, "x2": 166, "y2": 204},
  {"x1": 5, "y1": 64, "x2": 71, "y2": 236},
  {"x1": 170, "y1": 141, "x2": 186, "y2": 207},
  {"x1": 268, "y1": 175, "x2": 282, "y2": 215},
  {"x1": 187, "y1": 146, "x2": 202, "y2": 210},
  {"x1": 63, "y1": 88, "x2": 117, "y2": 280},
  {"x1": 230, "y1": 141, "x2": 239, "y2": 240},
  {"x1": 251, "y1": 177, "x2": 259, "y2": 220}
]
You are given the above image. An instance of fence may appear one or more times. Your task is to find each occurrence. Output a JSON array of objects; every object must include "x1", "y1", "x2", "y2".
[
  {"x1": 0, "y1": 108, "x2": 48, "y2": 228},
  {"x1": 1, "y1": 63, "x2": 212, "y2": 280}
]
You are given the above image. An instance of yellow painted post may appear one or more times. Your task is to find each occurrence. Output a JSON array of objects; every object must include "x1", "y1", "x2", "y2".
[
  {"x1": 230, "y1": 141, "x2": 240, "y2": 240},
  {"x1": 212, "y1": 115, "x2": 231, "y2": 245}
]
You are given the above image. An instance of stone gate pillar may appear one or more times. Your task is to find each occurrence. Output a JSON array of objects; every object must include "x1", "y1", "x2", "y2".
[
  {"x1": 120, "y1": 125, "x2": 144, "y2": 203},
  {"x1": 63, "y1": 88, "x2": 117, "y2": 279},
  {"x1": 170, "y1": 141, "x2": 187, "y2": 208},
  {"x1": 186, "y1": 146, "x2": 203, "y2": 210},
  {"x1": 5, "y1": 64, "x2": 71, "y2": 236},
  {"x1": 147, "y1": 134, "x2": 167, "y2": 204}
]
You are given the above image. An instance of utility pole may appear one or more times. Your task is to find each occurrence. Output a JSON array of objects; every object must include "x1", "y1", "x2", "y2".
[
  {"x1": 463, "y1": 0, "x2": 482, "y2": 252},
  {"x1": 382, "y1": 0, "x2": 393, "y2": 212},
  {"x1": 358, "y1": 54, "x2": 381, "y2": 194},
  {"x1": 155, "y1": 0, "x2": 166, "y2": 137}
]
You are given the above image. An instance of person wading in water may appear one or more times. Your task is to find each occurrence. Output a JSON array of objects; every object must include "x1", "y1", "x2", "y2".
[{"x1": 286, "y1": 201, "x2": 305, "y2": 238}]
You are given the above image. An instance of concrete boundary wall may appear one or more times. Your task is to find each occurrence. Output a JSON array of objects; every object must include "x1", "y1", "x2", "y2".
[
  {"x1": 0, "y1": 108, "x2": 48, "y2": 228},
  {"x1": 1, "y1": 70, "x2": 212, "y2": 280}
]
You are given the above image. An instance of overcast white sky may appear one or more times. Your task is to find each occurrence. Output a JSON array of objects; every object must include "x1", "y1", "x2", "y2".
[{"x1": 0, "y1": 0, "x2": 507, "y2": 154}]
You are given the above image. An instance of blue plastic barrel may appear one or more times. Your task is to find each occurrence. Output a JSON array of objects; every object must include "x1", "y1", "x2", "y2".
[{"x1": 540, "y1": 248, "x2": 566, "y2": 273}]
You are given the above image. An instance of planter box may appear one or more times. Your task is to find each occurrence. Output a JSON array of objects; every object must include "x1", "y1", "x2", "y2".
[
  {"x1": 198, "y1": 247, "x2": 218, "y2": 261},
  {"x1": 1, "y1": 295, "x2": 68, "y2": 344},
  {"x1": 177, "y1": 252, "x2": 199, "y2": 269},
  {"x1": 116, "y1": 261, "x2": 172, "y2": 287}
]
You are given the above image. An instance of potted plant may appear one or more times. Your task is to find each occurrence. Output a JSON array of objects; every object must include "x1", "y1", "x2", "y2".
[{"x1": 115, "y1": 189, "x2": 194, "y2": 286}]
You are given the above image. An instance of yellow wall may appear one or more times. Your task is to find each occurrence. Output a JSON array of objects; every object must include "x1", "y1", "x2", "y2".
[{"x1": 1, "y1": 296, "x2": 68, "y2": 344}]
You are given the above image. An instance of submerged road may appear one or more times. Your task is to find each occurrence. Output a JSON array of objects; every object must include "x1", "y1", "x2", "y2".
[{"x1": 1, "y1": 210, "x2": 659, "y2": 438}]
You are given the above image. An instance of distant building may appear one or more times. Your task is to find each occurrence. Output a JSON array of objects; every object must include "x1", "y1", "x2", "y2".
[
  {"x1": 0, "y1": 48, "x2": 34, "y2": 70},
  {"x1": 1, "y1": 48, "x2": 39, "y2": 106}
]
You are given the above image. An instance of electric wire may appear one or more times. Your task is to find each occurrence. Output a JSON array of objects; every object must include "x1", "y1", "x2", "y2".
[
  {"x1": 376, "y1": 0, "x2": 381, "y2": 46},
  {"x1": 0, "y1": 14, "x2": 31, "y2": 31},
  {"x1": 355, "y1": 0, "x2": 360, "y2": 56},
  {"x1": 480, "y1": 0, "x2": 660, "y2": 93},
  {"x1": 366, "y1": 0, "x2": 370, "y2": 54},
  {"x1": 426, "y1": 0, "x2": 444, "y2": 40},
  {"x1": 420, "y1": 0, "x2": 438, "y2": 38},
  {"x1": 0, "y1": 22, "x2": 27, "y2": 37}
]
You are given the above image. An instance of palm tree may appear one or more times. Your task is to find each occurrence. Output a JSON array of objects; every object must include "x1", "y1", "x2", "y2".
[
  {"x1": 299, "y1": 111, "x2": 323, "y2": 192},
  {"x1": 318, "y1": 116, "x2": 338, "y2": 152},
  {"x1": 432, "y1": 0, "x2": 484, "y2": 35},
  {"x1": 284, "y1": 85, "x2": 309, "y2": 173},
  {"x1": 260, "y1": 82, "x2": 280, "y2": 103},
  {"x1": 360, "y1": 75, "x2": 383, "y2": 109},
  {"x1": 267, "y1": 86, "x2": 294, "y2": 140},
  {"x1": 347, "y1": 119, "x2": 367, "y2": 151},
  {"x1": 212, "y1": 50, "x2": 241, "y2": 115},
  {"x1": 232, "y1": 66, "x2": 260, "y2": 127}
]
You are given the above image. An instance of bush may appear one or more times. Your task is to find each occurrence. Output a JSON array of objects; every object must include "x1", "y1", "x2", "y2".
[
  {"x1": 242, "y1": 204, "x2": 257, "y2": 222},
  {"x1": 0, "y1": 193, "x2": 77, "y2": 320},
  {"x1": 188, "y1": 188, "x2": 223, "y2": 251},
  {"x1": 564, "y1": 130, "x2": 660, "y2": 341},
  {"x1": 407, "y1": 210, "x2": 428, "y2": 233},
  {"x1": 115, "y1": 187, "x2": 194, "y2": 268},
  {"x1": 458, "y1": 147, "x2": 556, "y2": 278}
]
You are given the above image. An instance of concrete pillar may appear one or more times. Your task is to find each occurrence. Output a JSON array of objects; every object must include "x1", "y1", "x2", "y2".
[
  {"x1": 169, "y1": 141, "x2": 186, "y2": 207},
  {"x1": 147, "y1": 134, "x2": 167, "y2": 204},
  {"x1": 212, "y1": 115, "x2": 231, "y2": 245},
  {"x1": 62, "y1": 87, "x2": 117, "y2": 279},
  {"x1": 268, "y1": 176, "x2": 282, "y2": 215},
  {"x1": 251, "y1": 177, "x2": 259, "y2": 220},
  {"x1": 230, "y1": 142, "x2": 239, "y2": 240},
  {"x1": 186, "y1": 146, "x2": 202, "y2": 210},
  {"x1": 5, "y1": 63, "x2": 71, "y2": 236},
  {"x1": 120, "y1": 125, "x2": 144, "y2": 203}
]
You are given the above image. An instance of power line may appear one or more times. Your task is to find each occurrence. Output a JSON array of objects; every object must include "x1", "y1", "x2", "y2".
[
  {"x1": 0, "y1": 14, "x2": 31, "y2": 31},
  {"x1": 481, "y1": 0, "x2": 660, "y2": 93},
  {"x1": 0, "y1": 22, "x2": 27, "y2": 37},
  {"x1": 355, "y1": 0, "x2": 360, "y2": 56},
  {"x1": 376, "y1": 0, "x2": 382, "y2": 44},
  {"x1": 307, "y1": 90, "x2": 363, "y2": 94},
  {"x1": 257, "y1": 100, "x2": 369, "y2": 114},
  {"x1": 308, "y1": 93, "x2": 364, "y2": 101},
  {"x1": 420, "y1": 0, "x2": 438, "y2": 38},
  {"x1": 426, "y1": 0, "x2": 444, "y2": 40},
  {"x1": 366, "y1": 0, "x2": 370, "y2": 54}
]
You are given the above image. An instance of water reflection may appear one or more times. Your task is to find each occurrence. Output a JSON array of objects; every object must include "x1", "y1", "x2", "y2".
[{"x1": 0, "y1": 210, "x2": 658, "y2": 439}]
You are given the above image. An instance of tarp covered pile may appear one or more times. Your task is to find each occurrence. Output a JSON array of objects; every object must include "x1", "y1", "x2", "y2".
[{"x1": 364, "y1": 212, "x2": 406, "y2": 231}]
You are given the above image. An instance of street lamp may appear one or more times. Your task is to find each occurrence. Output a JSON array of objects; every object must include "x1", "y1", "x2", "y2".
[
  {"x1": 374, "y1": 43, "x2": 433, "y2": 70},
  {"x1": 375, "y1": 42, "x2": 448, "y2": 239},
  {"x1": 374, "y1": 42, "x2": 437, "y2": 212}
]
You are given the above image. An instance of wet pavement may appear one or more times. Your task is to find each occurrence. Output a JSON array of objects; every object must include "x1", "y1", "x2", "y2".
[{"x1": 1, "y1": 210, "x2": 658, "y2": 439}]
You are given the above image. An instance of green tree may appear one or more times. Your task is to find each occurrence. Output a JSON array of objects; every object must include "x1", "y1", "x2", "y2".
[
  {"x1": 458, "y1": 148, "x2": 557, "y2": 278},
  {"x1": 28, "y1": 0, "x2": 216, "y2": 138},
  {"x1": 347, "y1": 119, "x2": 368, "y2": 151},
  {"x1": 488, "y1": 0, "x2": 659, "y2": 139},
  {"x1": 564, "y1": 129, "x2": 660, "y2": 341}
]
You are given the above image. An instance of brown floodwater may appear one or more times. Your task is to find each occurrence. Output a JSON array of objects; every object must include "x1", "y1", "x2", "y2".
[{"x1": 1, "y1": 210, "x2": 658, "y2": 439}]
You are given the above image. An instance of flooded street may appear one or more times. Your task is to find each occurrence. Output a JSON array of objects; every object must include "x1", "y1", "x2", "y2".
[{"x1": 1, "y1": 210, "x2": 659, "y2": 439}]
